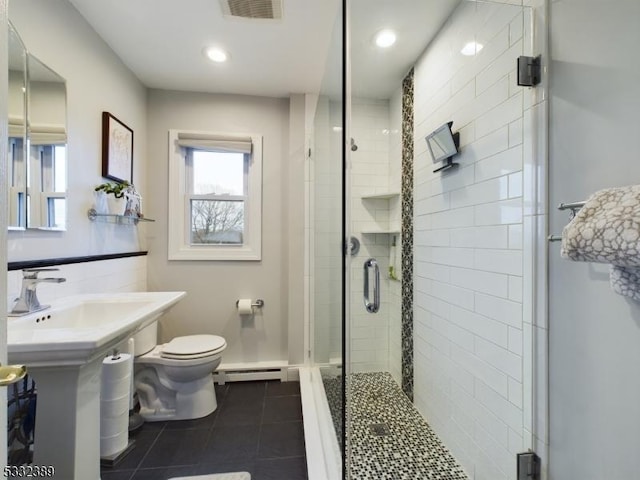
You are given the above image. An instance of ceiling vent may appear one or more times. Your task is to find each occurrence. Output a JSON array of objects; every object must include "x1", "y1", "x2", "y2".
[{"x1": 220, "y1": 0, "x2": 283, "y2": 20}]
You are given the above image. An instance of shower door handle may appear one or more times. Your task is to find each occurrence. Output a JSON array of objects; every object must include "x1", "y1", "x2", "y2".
[{"x1": 363, "y1": 258, "x2": 380, "y2": 313}]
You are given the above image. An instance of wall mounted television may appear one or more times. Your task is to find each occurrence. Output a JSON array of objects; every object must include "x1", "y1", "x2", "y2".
[{"x1": 426, "y1": 121, "x2": 460, "y2": 173}]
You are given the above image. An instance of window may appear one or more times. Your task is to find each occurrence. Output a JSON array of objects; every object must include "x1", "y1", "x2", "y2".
[
  {"x1": 168, "y1": 130, "x2": 262, "y2": 260},
  {"x1": 7, "y1": 136, "x2": 26, "y2": 227},
  {"x1": 29, "y1": 144, "x2": 67, "y2": 229}
]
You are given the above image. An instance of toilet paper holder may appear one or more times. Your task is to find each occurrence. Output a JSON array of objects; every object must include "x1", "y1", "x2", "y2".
[{"x1": 236, "y1": 299, "x2": 264, "y2": 308}]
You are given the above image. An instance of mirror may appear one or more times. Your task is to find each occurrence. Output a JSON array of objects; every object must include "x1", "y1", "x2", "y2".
[
  {"x1": 27, "y1": 55, "x2": 67, "y2": 230},
  {"x1": 6, "y1": 22, "x2": 68, "y2": 231},
  {"x1": 7, "y1": 22, "x2": 27, "y2": 230}
]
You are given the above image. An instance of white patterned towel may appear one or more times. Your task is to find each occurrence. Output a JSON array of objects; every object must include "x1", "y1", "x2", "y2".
[
  {"x1": 561, "y1": 185, "x2": 640, "y2": 266},
  {"x1": 610, "y1": 265, "x2": 640, "y2": 301}
]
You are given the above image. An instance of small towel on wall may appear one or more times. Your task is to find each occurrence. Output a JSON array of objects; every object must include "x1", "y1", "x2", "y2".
[
  {"x1": 610, "y1": 265, "x2": 640, "y2": 301},
  {"x1": 561, "y1": 185, "x2": 640, "y2": 266}
]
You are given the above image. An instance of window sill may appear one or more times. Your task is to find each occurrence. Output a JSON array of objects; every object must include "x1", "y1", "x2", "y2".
[{"x1": 168, "y1": 245, "x2": 261, "y2": 261}]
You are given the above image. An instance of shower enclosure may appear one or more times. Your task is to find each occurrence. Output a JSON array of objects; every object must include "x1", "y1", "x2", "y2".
[{"x1": 307, "y1": 1, "x2": 547, "y2": 478}]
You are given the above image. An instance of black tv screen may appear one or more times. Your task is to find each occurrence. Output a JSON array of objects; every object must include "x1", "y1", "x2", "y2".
[{"x1": 426, "y1": 122, "x2": 458, "y2": 163}]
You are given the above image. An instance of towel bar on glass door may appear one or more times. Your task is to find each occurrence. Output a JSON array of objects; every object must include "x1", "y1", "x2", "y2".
[{"x1": 548, "y1": 200, "x2": 587, "y2": 242}]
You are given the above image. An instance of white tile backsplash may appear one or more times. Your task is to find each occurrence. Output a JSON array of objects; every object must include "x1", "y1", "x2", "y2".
[{"x1": 6, "y1": 255, "x2": 148, "y2": 311}]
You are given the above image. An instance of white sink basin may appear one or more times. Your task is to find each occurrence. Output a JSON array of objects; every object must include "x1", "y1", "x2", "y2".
[
  {"x1": 6, "y1": 291, "x2": 186, "y2": 480},
  {"x1": 8, "y1": 291, "x2": 186, "y2": 367}
]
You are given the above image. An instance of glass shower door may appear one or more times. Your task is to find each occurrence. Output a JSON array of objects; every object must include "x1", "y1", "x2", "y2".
[
  {"x1": 310, "y1": 2, "x2": 346, "y2": 477},
  {"x1": 344, "y1": 1, "x2": 542, "y2": 479}
]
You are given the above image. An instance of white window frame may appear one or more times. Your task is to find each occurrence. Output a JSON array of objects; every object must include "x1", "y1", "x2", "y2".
[
  {"x1": 8, "y1": 137, "x2": 26, "y2": 228},
  {"x1": 29, "y1": 144, "x2": 67, "y2": 229},
  {"x1": 168, "y1": 129, "x2": 263, "y2": 261}
]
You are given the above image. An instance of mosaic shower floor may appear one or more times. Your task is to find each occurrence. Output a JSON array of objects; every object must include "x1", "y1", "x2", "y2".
[{"x1": 335, "y1": 372, "x2": 469, "y2": 480}]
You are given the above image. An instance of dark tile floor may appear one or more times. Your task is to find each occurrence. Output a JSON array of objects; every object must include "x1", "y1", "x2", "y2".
[{"x1": 101, "y1": 380, "x2": 308, "y2": 480}]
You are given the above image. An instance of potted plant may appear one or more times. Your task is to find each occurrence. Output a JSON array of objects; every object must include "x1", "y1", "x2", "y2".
[{"x1": 94, "y1": 181, "x2": 130, "y2": 215}]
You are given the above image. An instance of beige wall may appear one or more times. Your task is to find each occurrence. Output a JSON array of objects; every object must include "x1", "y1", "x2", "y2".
[
  {"x1": 8, "y1": 0, "x2": 147, "y2": 261},
  {"x1": 5, "y1": 0, "x2": 307, "y2": 369},
  {"x1": 548, "y1": 1, "x2": 640, "y2": 478},
  {"x1": 146, "y1": 89, "x2": 294, "y2": 365}
]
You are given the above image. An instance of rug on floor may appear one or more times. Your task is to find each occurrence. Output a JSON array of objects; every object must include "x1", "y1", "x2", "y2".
[{"x1": 169, "y1": 473, "x2": 251, "y2": 480}]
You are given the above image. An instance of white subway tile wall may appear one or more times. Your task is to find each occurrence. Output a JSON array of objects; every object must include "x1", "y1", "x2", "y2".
[
  {"x1": 6, "y1": 256, "x2": 148, "y2": 310},
  {"x1": 413, "y1": 2, "x2": 531, "y2": 479},
  {"x1": 349, "y1": 97, "x2": 404, "y2": 375}
]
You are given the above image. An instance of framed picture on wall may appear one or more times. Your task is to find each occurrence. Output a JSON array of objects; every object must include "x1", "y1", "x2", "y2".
[{"x1": 102, "y1": 111, "x2": 133, "y2": 184}]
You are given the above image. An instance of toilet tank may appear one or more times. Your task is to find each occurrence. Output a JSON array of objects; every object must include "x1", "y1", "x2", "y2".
[{"x1": 132, "y1": 320, "x2": 158, "y2": 356}]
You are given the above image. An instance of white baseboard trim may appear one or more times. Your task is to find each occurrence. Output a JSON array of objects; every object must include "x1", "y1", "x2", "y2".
[{"x1": 213, "y1": 360, "x2": 289, "y2": 384}]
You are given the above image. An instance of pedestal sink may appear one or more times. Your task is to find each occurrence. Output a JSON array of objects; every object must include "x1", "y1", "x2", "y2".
[{"x1": 7, "y1": 291, "x2": 186, "y2": 480}]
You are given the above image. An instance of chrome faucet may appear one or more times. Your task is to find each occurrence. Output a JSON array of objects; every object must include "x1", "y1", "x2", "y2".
[{"x1": 9, "y1": 268, "x2": 66, "y2": 316}]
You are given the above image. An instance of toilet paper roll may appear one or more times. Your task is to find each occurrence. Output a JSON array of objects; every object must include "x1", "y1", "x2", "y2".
[
  {"x1": 101, "y1": 377, "x2": 131, "y2": 400},
  {"x1": 100, "y1": 431, "x2": 128, "y2": 458},
  {"x1": 101, "y1": 353, "x2": 132, "y2": 406},
  {"x1": 102, "y1": 353, "x2": 132, "y2": 381},
  {"x1": 237, "y1": 298, "x2": 253, "y2": 315},
  {"x1": 100, "y1": 353, "x2": 131, "y2": 458},
  {"x1": 100, "y1": 410, "x2": 129, "y2": 438},
  {"x1": 101, "y1": 394, "x2": 130, "y2": 418}
]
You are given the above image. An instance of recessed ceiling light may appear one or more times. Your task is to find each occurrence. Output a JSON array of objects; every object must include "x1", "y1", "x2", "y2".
[
  {"x1": 204, "y1": 46, "x2": 229, "y2": 63},
  {"x1": 461, "y1": 41, "x2": 483, "y2": 56},
  {"x1": 374, "y1": 29, "x2": 396, "y2": 48}
]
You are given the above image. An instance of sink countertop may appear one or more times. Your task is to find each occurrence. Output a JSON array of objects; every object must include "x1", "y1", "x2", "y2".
[{"x1": 7, "y1": 291, "x2": 186, "y2": 367}]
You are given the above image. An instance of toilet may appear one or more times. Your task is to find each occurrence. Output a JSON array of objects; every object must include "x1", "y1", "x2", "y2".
[{"x1": 132, "y1": 321, "x2": 227, "y2": 422}]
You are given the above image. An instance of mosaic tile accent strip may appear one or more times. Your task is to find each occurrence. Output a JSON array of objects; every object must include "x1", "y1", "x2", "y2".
[
  {"x1": 401, "y1": 69, "x2": 415, "y2": 400},
  {"x1": 347, "y1": 372, "x2": 468, "y2": 480}
]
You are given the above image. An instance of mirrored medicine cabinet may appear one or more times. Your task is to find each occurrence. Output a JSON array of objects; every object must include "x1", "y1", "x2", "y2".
[{"x1": 7, "y1": 21, "x2": 68, "y2": 231}]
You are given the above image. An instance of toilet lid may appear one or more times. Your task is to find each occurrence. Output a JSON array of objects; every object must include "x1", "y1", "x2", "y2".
[{"x1": 160, "y1": 335, "x2": 226, "y2": 359}]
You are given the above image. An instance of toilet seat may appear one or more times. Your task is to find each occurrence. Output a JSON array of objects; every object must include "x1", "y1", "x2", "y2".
[{"x1": 161, "y1": 335, "x2": 226, "y2": 360}]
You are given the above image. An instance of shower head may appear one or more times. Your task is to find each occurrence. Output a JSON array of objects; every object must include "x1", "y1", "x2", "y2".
[{"x1": 350, "y1": 138, "x2": 358, "y2": 151}]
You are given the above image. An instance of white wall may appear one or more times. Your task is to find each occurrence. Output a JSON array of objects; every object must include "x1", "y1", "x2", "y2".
[
  {"x1": 7, "y1": 71, "x2": 23, "y2": 120},
  {"x1": 29, "y1": 81, "x2": 66, "y2": 127},
  {"x1": 146, "y1": 89, "x2": 292, "y2": 365},
  {"x1": 548, "y1": 1, "x2": 640, "y2": 479},
  {"x1": 8, "y1": 0, "x2": 147, "y2": 261},
  {"x1": 412, "y1": 2, "x2": 534, "y2": 478}
]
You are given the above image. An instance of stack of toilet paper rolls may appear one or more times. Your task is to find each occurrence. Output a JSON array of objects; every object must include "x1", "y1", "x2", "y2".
[{"x1": 100, "y1": 351, "x2": 133, "y2": 457}]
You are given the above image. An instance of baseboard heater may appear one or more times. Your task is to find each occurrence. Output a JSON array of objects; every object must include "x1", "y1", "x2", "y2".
[{"x1": 213, "y1": 360, "x2": 290, "y2": 384}]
